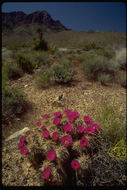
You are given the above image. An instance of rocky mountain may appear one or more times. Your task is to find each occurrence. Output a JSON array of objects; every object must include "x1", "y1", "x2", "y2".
[{"x1": 2, "y1": 10, "x2": 69, "y2": 34}]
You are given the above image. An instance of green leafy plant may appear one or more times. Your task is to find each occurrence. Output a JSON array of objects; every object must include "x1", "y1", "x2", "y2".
[
  {"x1": 2, "y1": 87, "x2": 26, "y2": 123},
  {"x1": 35, "y1": 66, "x2": 52, "y2": 88},
  {"x1": 98, "y1": 73, "x2": 111, "y2": 85},
  {"x1": 82, "y1": 54, "x2": 118, "y2": 80},
  {"x1": 97, "y1": 101, "x2": 126, "y2": 146},
  {"x1": 4, "y1": 60, "x2": 23, "y2": 79},
  {"x1": 16, "y1": 54, "x2": 34, "y2": 73},
  {"x1": 51, "y1": 58, "x2": 74, "y2": 83},
  {"x1": 33, "y1": 39, "x2": 48, "y2": 51}
]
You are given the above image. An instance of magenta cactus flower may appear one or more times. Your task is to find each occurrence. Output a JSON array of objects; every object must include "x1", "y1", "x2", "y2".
[
  {"x1": 52, "y1": 132, "x2": 59, "y2": 141},
  {"x1": 42, "y1": 130, "x2": 50, "y2": 138},
  {"x1": 80, "y1": 136, "x2": 88, "y2": 147},
  {"x1": 53, "y1": 117, "x2": 61, "y2": 126},
  {"x1": 85, "y1": 126, "x2": 95, "y2": 135},
  {"x1": 35, "y1": 121, "x2": 41, "y2": 126},
  {"x1": 53, "y1": 111, "x2": 62, "y2": 117},
  {"x1": 47, "y1": 150, "x2": 56, "y2": 161},
  {"x1": 18, "y1": 142, "x2": 24, "y2": 148},
  {"x1": 20, "y1": 146, "x2": 28, "y2": 155},
  {"x1": 42, "y1": 167, "x2": 51, "y2": 179},
  {"x1": 25, "y1": 131, "x2": 30, "y2": 136},
  {"x1": 61, "y1": 135, "x2": 72, "y2": 147},
  {"x1": 20, "y1": 136, "x2": 25, "y2": 143},
  {"x1": 92, "y1": 124, "x2": 100, "y2": 132},
  {"x1": 43, "y1": 114, "x2": 50, "y2": 119},
  {"x1": 63, "y1": 124, "x2": 74, "y2": 133},
  {"x1": 71, "y1": 160, "x2": 80, "y2": 170},
  {"x1": 77, "y1": 125, "x2": 85, "y2": 134},
  {"x1": 84, "y1": 116, "x2": 91, "y2": 124},
  {"x1": 41, "y1": 125, "x2": 46, "y2": 131}
]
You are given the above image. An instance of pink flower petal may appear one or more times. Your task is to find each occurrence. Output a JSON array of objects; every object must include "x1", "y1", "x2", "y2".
[
  {"x1": 42, "y1": 167, "x2": 51, "y2": 179},
  {"x1": 53, "y1": 117, "x2": 61, "y2": 126},
  {"x1": 52, "y1": 132, "x2": 59, "y2": 141},
  {"x1": 47, "y1": 150, "x2": 56, "y2": 161},
  {"x1": 42, "y1": 130, "x2": 50, "y2": 138},
  {"x1": 80, "y1": 137, "x2": 88, "y2": 147},
  {"x1": 20, "y1": 146, "x2": 28, "y2": 155},
  {"x1": 71, "y1": 160, "x2": 80, "y2": 170}
]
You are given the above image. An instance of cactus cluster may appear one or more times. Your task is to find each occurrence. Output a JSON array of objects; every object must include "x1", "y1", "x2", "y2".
[{"x1": 18, "y1": 110, "x2": 100, "y2": 186}]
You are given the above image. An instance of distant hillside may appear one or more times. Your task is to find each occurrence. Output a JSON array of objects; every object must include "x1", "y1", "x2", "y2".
[
  {"x1": 2, "y1": 10, "x2": 69, "y2": 35},
  {"x1": 2, "y1": 11, "x2": 126, "y2": 49}
]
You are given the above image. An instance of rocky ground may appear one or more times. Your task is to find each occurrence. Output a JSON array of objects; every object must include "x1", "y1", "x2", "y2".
[{"x1": 2, "y1": 58, "x2": 126, "y2": 186}]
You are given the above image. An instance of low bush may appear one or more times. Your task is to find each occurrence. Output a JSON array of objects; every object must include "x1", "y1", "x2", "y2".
[
  {"x1": 33, "y1": 39, "x2": 48, "y2": 51},
  {"x1": 97, "y1": 73, "x2": 111, "y2": 85},
  {"x1": 35, "y1": 65, "x2": 52, "y2": 88},
  {"x1": 95, "y1": 48, "x2": 115, "y2": 59},
  {"x1": 82, "y1": 54, "x2": 118, "y2": 80},
  {"x1": 16, "y1": 54, "x2": 34, "y2": 73},
  {"x1": 51, "y1": 58, "x2": 74, "y2": 83},
  {"x1": 97, "y1": 101, "x2": 126, "y2": 147},
  {"x1": 80, "y1": 42, "x2": 101, "y2": 51},
  {"x1": 2, "y1": 87, "x2": 26, "y2": 124},
  {"x1": 117, "y1": 72, "x2": 126, "y2": 87},
  {"x1": 2, "y1": 66, "x2": 9, "y2": 88},
  {"x1": 5, "y1": 61, "x2": 23, "y2": 79}
]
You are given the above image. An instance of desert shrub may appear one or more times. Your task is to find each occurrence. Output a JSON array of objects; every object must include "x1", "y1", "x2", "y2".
[
  {"x1": 33, "y1": 39, "x2": 48, "y2": 51},
  {"x1": 97, "y1": 73, "x2": 111, "y2": 85},
  {"x1": 76, "y1": 54, "x2": 87, "y2": 62},
  {"x1": 53, "y1": 50, "x2": 63, "y2": 59},
  {"x1": 115, "y1": 47, "x2": 126, "y2": 70},
  {"x1": 95, "y1": 48, "x2": 115, "y2": 59},
  {"x1": 51, "y1": 58, "x2": 74, "y2": 83},
  {"x1": 2, "y1": 66, "x2": 9, "y2": 88},
  {"x1": 49, "y1": 45, "x2": 57, "y2": 54},
  {"x1": 2, "y1": 48, "x2": 13, "y2": 63},
  {"x1": 2, "y1": 87, "x2": 26, "y2": 124},
  {"x1": 4, "y1": 60, "x2": 23, "y2": 79},
  {"x1": 108, "y1": 138, "x2": 127, "y2": 161},
  {"x1": 16, "y1": 54, "x2": 34, "y2": 73},
  {"x1": 35, "y1": 65, "x2": 52, "y2": 88},
  {"x1": 117, "y1": 72, "x2": 126, "y2": 87},
  {"x1": 82, "y1": 54, "x2": 118, "y2": 80},
  {"x1": 97, "y1": 101, "x2": 126, "y2": 146},
  {"x1": 81, "y1": 42, "x2": 101, "y2": 51}
]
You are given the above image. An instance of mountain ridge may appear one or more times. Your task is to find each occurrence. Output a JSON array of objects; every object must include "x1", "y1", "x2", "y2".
[{"x1": 2, "y1": 10, "x2": 70, "y2": 34}]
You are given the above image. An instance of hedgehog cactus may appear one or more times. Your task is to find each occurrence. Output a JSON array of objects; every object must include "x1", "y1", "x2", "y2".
[{"x1": 18, "y1": 110, "x2": 101, "y2": 186}]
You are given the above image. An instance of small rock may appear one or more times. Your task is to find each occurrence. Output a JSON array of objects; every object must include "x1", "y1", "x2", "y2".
[{"x1": 5, "y1": 127, "x2": 30, "y2": 142}]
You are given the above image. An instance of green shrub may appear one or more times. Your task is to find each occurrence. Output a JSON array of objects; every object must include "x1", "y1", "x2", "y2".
[
  {"x1": 117, "y1": 72, "x2": 126, "y2": 87},
  {"x1": 2, "y1": 48, "x2": 13, "y2": 63},
  {"x1": 95, "y1": 48, "x2": 115, "y2": 59},
  {"x1": 51, "y1": 58, "x2": 74, "y2": 83},
  {"x1": 97, "y1": 102, "x2": 126, "y2": 146},
  {"x1": 35, "y1": 66, "x2": 52, "y2": 88},
  {"x1": 115, "y1": 48, "x2": 126, "y2": 70},
  {"x1": 81, "y1": 42, "x2": 101, "y2": 51},
  {"x1": 2, "y1": 87, "x2": 26, "y2": 123},
  {"x1": 16, "y1": 54, "x2": 34, "y2": 73},
  {"x1": 2, "y1": 66, "x2": 9, "y2": 88},
  {"x1": 5, "y1": 61, "x2": 23, "y2": 79},
  {"x1": 98, "y1": 73, "x2": 111, "y2": 85},
  {"x1": 82, "y1": 54, "x2": 118, "y2": 80},
  {"x1": 53, "y1": 50, "x2": 63, "y2": 59},
  {"x1": 76, "y1": 54, "x2": 87, "y2": 62},
  {"x1": 33, "y1": 39, "x2": 48, "y2": 51},
  {"x1": 108, "y1": 138, "x2": 127, "y2": 160}
]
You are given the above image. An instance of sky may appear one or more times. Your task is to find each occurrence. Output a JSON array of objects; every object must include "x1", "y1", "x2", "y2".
[{"x1": 2, "y1": 2, "x2": 126, "y2": 33}]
